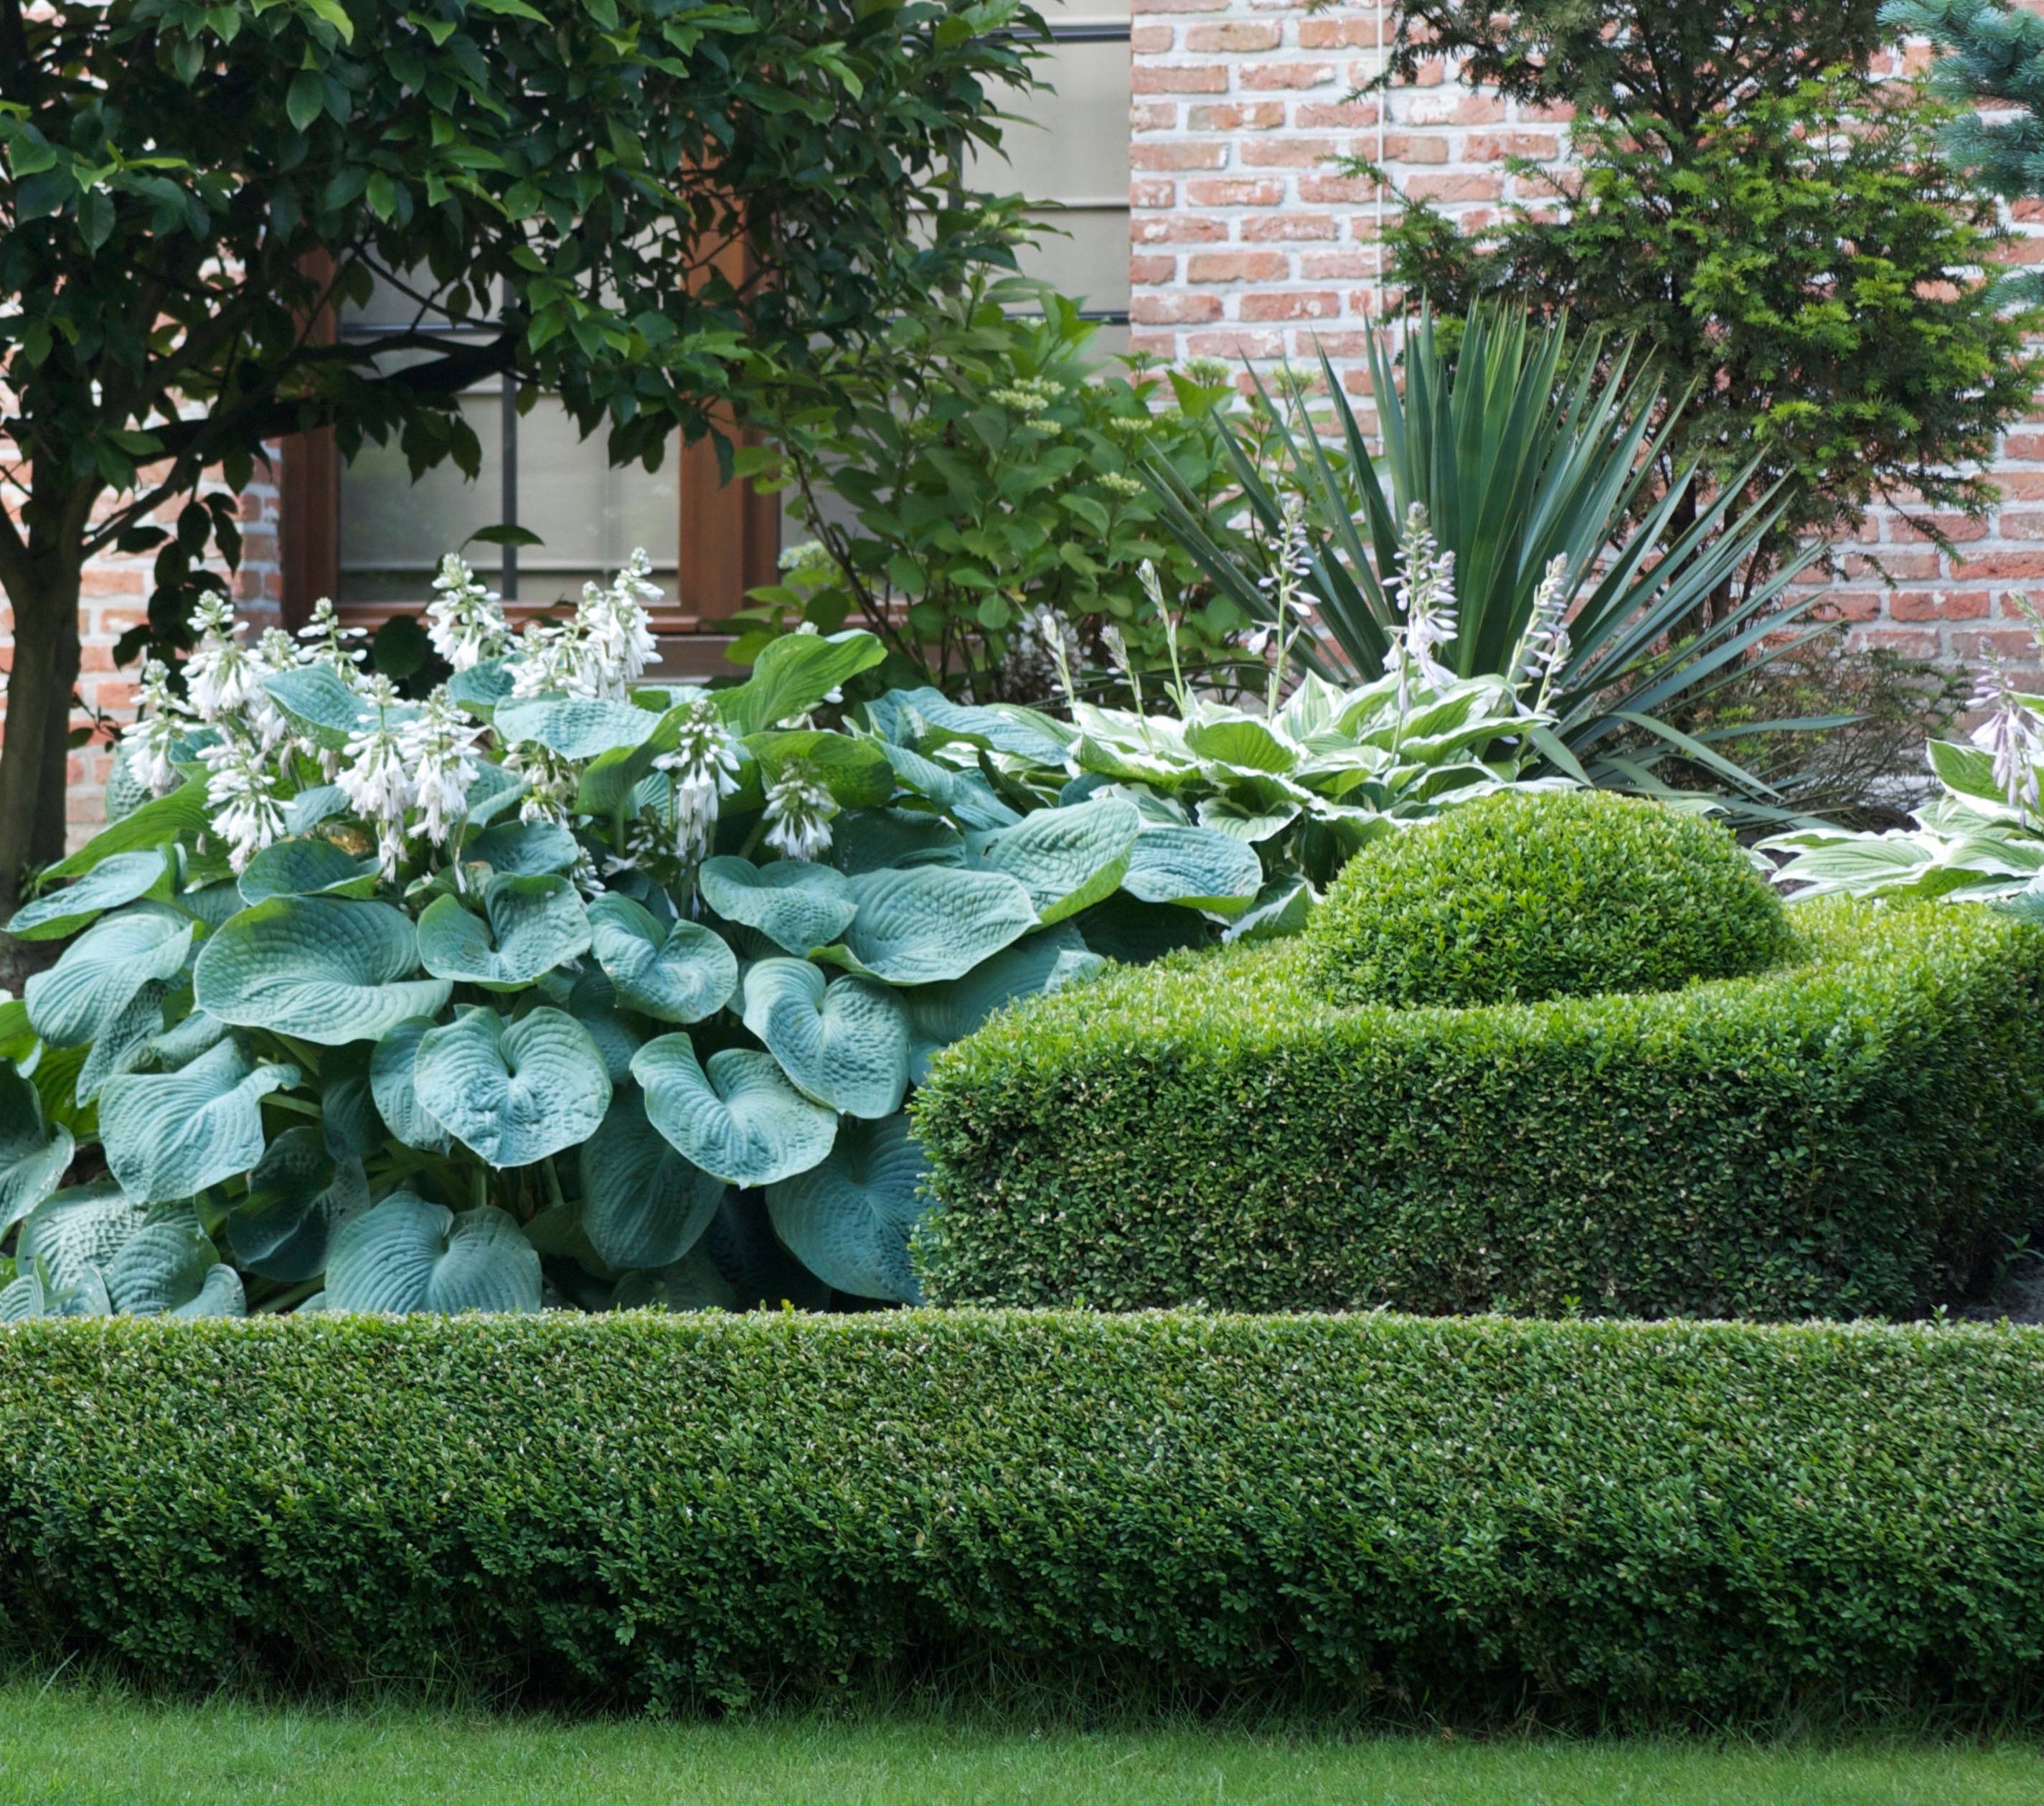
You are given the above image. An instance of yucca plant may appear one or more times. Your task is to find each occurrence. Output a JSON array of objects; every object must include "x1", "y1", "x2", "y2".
[{"x1": 1146, "y1": 304, "x2": 1837, "y2": 813}]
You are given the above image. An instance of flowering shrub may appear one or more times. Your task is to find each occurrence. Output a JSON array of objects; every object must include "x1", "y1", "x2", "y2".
[{"x1": 0, "y1": 524, "x2": 1567, "y2": 1320}]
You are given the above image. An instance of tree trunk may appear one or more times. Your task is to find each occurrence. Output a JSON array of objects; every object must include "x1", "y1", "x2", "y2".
[{"x1": 0, "y1": 550, "x2": 85, "y2": 920}]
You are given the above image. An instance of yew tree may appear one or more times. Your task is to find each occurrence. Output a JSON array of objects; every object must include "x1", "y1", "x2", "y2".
[{"x1": 0, "y1": 0, "x2": 1034, "y2": 908}]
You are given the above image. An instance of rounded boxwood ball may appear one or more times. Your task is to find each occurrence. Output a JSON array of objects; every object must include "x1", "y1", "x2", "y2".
[{"x1": 1306, "y1": 790, "x2": 1796, "y2": 1008}]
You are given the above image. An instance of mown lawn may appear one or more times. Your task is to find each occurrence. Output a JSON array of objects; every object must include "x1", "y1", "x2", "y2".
[{"x1": 1, "y1": 1680, "x2": 2040, "y2": 1805}]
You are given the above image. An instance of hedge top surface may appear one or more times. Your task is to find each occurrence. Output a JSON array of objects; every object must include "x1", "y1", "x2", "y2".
[{"x1": 1305, "y1": 790, "x2": 1795, "y2": 1007}]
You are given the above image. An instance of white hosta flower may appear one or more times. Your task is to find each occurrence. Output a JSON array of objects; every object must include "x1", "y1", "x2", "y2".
[
  {"x1": 199, "y1": 732, "x2": 289, "y2": 873},
  {"x1": 337, "y1": 677, "x2": 415, "y2": 879},
  {"x1": 1258, "y1": 494, "x2": 1314, "y2": 625},
  {"x1": 508, "y1": 744, "x2": 578, "y2": 824},
  {"x1": 425, "y1": 555, "x2": 513, "y2": 672},
  {"x1": 184, "y1": 595, "x2": 257, "y2": 721},
  {"x1": 1388, "y1": 502, "x2": 1460, "y2": 695},
  {"x1": 397, "y1": 687, "x2": 483, "y2": 847},
  {"x1": 762, "y1": 763, "x2": 838, "y2": 863},
  {"x1": 296, "y1": 596, "x2": 369, "y2": 673},
  {"x1": 128, "y1": 659, "x2": 193, "y2": 797},
  {"x1": 1512, "y1": 554, "x2": 1573, "y2": 709},
  {"x1": 507, "y1": 618, "x2": 601, "y2": 702},
  {"x1": 1969, "y1": 654, "x2": 2044, "y2": 815},
  {"x1": 576, "y1": 548, "x2": 661, "y2": 697},
  {"x1": 244, "y1": 627, "x2": 302, "y2": 752},
  {"x1": 653, "y1": 697, "x2": 743, "y2": 865}
]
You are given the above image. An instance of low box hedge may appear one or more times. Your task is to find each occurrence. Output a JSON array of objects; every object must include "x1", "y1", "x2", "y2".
[
  {"x1": 3, "y1": 1312, "x2": 2044, "y2": 1718},
  {"x1": 913, "y1": 900, "x2": 2044, "y2": 1319}
]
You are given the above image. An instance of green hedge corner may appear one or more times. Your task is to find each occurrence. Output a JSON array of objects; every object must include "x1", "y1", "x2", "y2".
[{"x1": 913, "y1": 900, "x2": 2044, "y2": 1317}]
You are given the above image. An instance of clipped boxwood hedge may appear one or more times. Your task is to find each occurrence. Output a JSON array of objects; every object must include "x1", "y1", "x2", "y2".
[
  {"x1": 913, "y1": 901, "x2": 2044, "y2": 1318},
  {"x1": 4, "y1": 1312, "x2": 2044, "y2": 1718}
]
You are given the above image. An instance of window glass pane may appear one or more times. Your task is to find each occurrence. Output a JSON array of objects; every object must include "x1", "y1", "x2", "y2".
[
  {"x1": 337, "y1": 385, "x2": 504, "y2": 604},
  {"x1": 968, "y1": 38, "x2": 1130, "y2": 214},
  {"x1": 514, "y1": 399, "x2": 679, "y2": 603},
  {"x1": 1012, "y1": 205, "x2": 1131, "y2": 314}
]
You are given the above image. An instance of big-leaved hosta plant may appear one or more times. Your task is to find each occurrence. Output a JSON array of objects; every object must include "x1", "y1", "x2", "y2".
[{"x1": 0, "y1": 542, "x2": 1563, "y2": 1319}]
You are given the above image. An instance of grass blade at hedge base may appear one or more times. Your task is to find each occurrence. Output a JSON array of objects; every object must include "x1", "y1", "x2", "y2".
[
  {"x1": 913, "y1": 900, "x2": 2044, "y2": 1320},
  {"x1": 3, "y1": 1312, "x2": 2044, "y2": 1721}
]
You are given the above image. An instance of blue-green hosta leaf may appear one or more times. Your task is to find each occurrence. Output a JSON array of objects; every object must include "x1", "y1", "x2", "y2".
[
  {"x1": 446, "y1": 657, "x2": 517, "y2": 718},
  {"x1": 633, "y1": 1038, "x2": 837, "y2": 1187},
  {"x1": 0, "y1": 1258, "x2": 110, "y2": 1320},
  {"x1": 568, "y1": 969, "x2": 645, "y2": 1084},
  {"x1": 764, "y1": 1114, "x2": 928, "y2": 1303},
  {"x1": 25, "y1": 908, "x2": 194, "y2": 1048},
  {"x1": 237, "y1": 837, "x2": 381, "y2": 905},
  {"x1": 821, "y1": 867, "x2": 1037, "y2": 984},
  {"x1": 468, "y1": 819, "x2": 580, "y2": 876},
  {"x1": 579, "y1": 1088, "x2": 725, "y2": 1271},
  {"x1": 1121, "y1": 826, "x2": 1263, "y2": 914},
  {"x1": 462, "y1": 759, "x2": 527, "y2": 829},
  {"x1": 612, "y1": 1251, "x2": 738, "y2": 1312},
  {"x1": 829, "y1": 809, "x2": 966, "y2": 875},
  {"x1": 966, "y1": 796, "x2": 1140, "y2": 926},
  {"x1": 494, "y1": 695, "x2": 660, "y2": 759},
  {"x1": 741, "y1": 959, "x2": 908, "y2": 1120},
  {"x1": 369, "y1": 1016, "x2": 454, "y2": 1153},
  {"x1": 15, "y1": 1180, "x2": 145, "y2": 1294},
  {"x1": 316, "y1": 1040, "x2": 383, "y2": 1162},
  {"x1": 698, "y1": 856, "x2": 857, "y2": 954},
  {"x1": 98, "y1": 1041, "x2": 298, "y2": 1204},
  {"x1": 586, "y1": 893, "x2": 737, "y2": 1024},
  {"x1": 228, "y1": 1125, "x2": 369, "y2": 1281},
  {"x1": 880, "y1": 687, "x2": 1070, "y2": 763},
  {"x1": 283, "y1": 785, "x2": 350, "y2": 835},
  {"x1": 902, "y1": 925, "x2": 1104, "y2": 1083},
  {"x1": 264, "y1": 664, "x2": 378, "y2": 751},
  {"x1": 145, "y1": 1007, "x2": 231, "y2": 1072},
  {"x1": 876, "y1": 740, "x2": 1021, "y2": 830},
  {"x1": 105, "y1": 739, "x2": 151, "y2": 824},
  {"x1": 0, "y1": 1062, "x2": 73, "y2": 1237},
  {"x1": 1073, "y1": 892, "x2": 1211, "y2": 965},
  {"x1": 7, "y1": 849, "x2": 167, "y2": 940},
  {"x1": 325, "y1": 1194, "x2": 541, "y2": 1314},
  {"x1": 174, "y1": 880, "x2": 249, "y2": 931},
  {"x1": 105, "y1": 1211, "x2": 244, "y2": 1317},
  {"x1": 194, "y1": 898, "x2": 451, "y2": 1045},
  {"x1": 417, "y1": 875, "x2": 591, "y2": 989},
  {"x1": 74, "y1": 981, "x2": 168, "y2": 1104},
  {"x1": 717, "y1": 629, "x2": 885, "y2": 737},
  {"x1": 413, "y1": 1007, "x2": 611, "y2": 1169}
]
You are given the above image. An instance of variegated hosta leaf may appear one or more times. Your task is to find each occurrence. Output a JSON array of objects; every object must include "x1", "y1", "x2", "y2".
[
  {"x1": 324, "y1": 1194, "x2": 541, "y2": 1314},
  {"x1": 237, "y1": 837, "x2": 381, "y2": 905},
  {"x1": 98, "y1": 1041, "x2": 299, "y2": 1205},
  {"x1": 416, "y1": 875, "x2": 591, "y2": 989},
  {"x1": 228, "y1": 1125, "x2": 369, "y2": 1281},
  {"x1": 632, "y1": 1037, "x2": 837, "y2": 1187},
  {"x1": 1197, "y1": 795, "x2": 1301, "y2": 844},
  {"x1": 586, "y1": 893, "x2": 738, "y2": 1023},
  {"x1": 0, "y1": 1063, "x2": 73, "y2": 1238},
  {"x1": 1225, "y1": 875, "x2": 1318, "y2": 944},
  {"x1": 820, "y1": 866, "x2": 1037, "y2": 984},
  {"x1": 698, "y1": 855, "x2": 858, "y2": 954},
  {"x1": 1184, "y1": 716, "x2": 1298, "y2": 775},
  {"x1": 14, "y1": 1180, "x2": 145, "y2": 1294},
  {"x1": 7, "y1": 848, "x2": 166, "y2": 941},
  {"x1": 412, "y1": 1007, "x2": 611, "y2": 1169},
  {"x1": 741, "y1": 959, "x2": 909, "y2": 1120},
  {"x1": 25, "y1": 908, "x2": 194, "y2": 1048},
  {"x1": 194, "y1": 898, "x2": 452, "y2": 1045},
  {"x1": 966, "y1": 795, "x2": 1141, "y2": 926},
  {"x1": 881, "y1": 687, "x2": 1070, "y2": 763},
  {"x1": 578, "y1": 1088, "x2": 725, "y2": 1271},
  {"x1": 901, "y1": 924, "x2": 1104, "y2": 1083},
  {"x1": 105, "y1": 1210, "x2": 245, "y2": 1317},
  {"x1": 1121, "y1": 826, "x2": 1263, "y2": 914},
  {"x1": 764, "y1": 1114, "x2": 929, "y2": 1303}
]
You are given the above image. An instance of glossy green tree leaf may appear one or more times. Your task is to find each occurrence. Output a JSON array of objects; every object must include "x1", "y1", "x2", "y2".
[
  {"x1": 741, "y1": 959, "x2": 908, "y2": 1119},
  {"x1": 194, "y1": 898, "x2": 451, "y2": 1045},
  {"x1": 413, "y1": 1007, "x2": 611, "y2": 1169},
  {"x1": 325, "y1": 1195, "x2": 541, "y2": 1314},
  {"x1": 633, "y1": 1037, "x2": 837, "y2": 1187},
  {"x1": 98, "y1": 1041, "x2": 298, "y2": 1205},
  {"x1": 24, "y1": 908, "x2": 194, "y2": 1048},
  {"x1": 698, "y1": 856, "x2": 857, "y2": 954},
  {"x1": 764, "y1": 1113, "x2": 928, "y2": 1303},
  {"x1": 417, "y1": 875, "x2": 590, "y2": 989},
  {"x1": 586, "y1": 893, "x2": 737, "y2": 1023},
  {"x1": 579, "y1": 1087, "x2": 725, "y2": 1271}
]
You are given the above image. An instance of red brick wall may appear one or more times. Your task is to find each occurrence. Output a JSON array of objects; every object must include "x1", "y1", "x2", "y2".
[{"x1": 1129, "y1": 0, "x2": 2044, "y2": 679}]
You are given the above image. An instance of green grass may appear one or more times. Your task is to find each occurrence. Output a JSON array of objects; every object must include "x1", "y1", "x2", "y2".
[{"x1": 2, "y1": 1680, "x2": 2041, "y2": 1805}]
